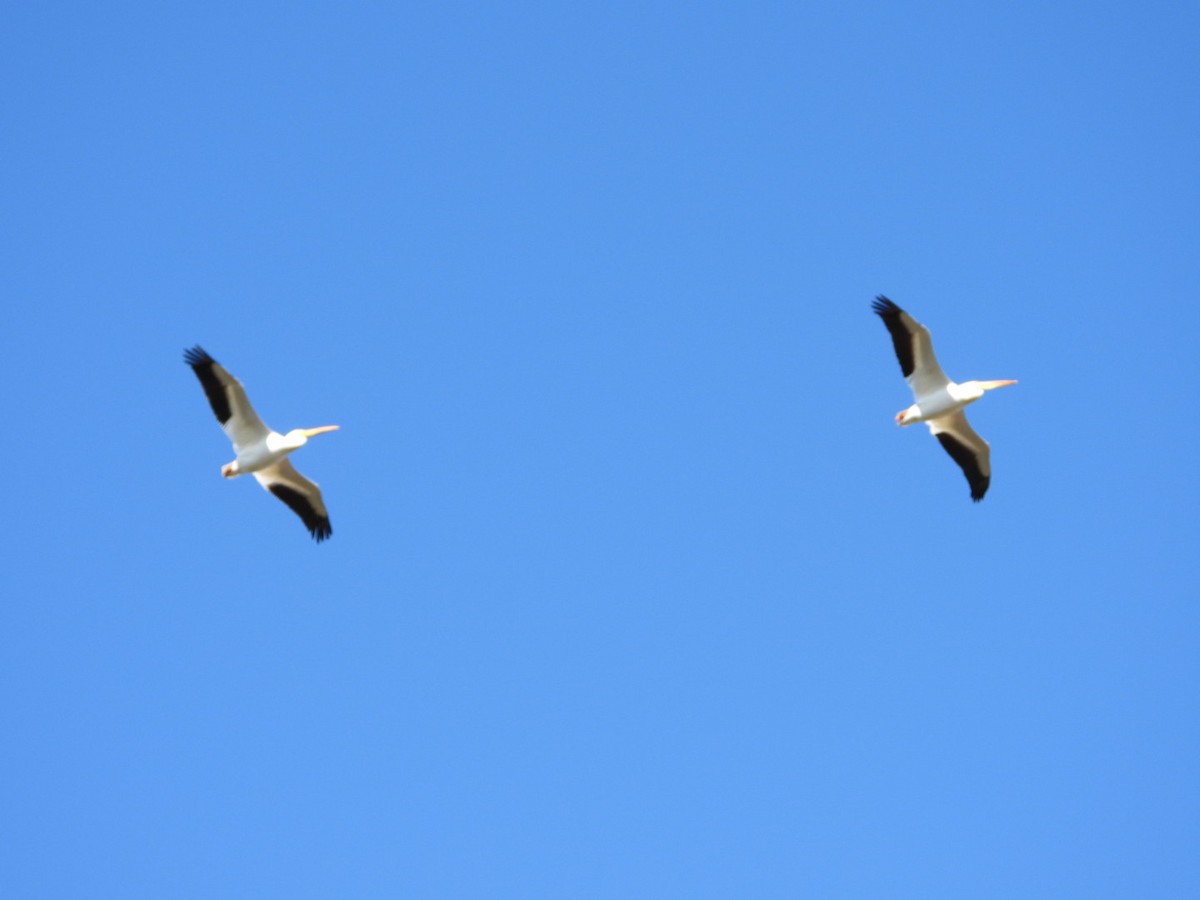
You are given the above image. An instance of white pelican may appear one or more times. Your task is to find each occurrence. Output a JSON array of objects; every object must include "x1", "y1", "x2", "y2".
[
  {"x1": 184, "y1": 346, "x2": 339, "y2": 541},
  {"x1": 872, "y1": 297, "x2": 1017, "y2": 501}
]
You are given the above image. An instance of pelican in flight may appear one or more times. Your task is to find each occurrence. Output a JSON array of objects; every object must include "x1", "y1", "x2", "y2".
[
  {"x1": 184, "y1": 346, "x2": 339, "y2": 541},
  {"x1": 872, "y1": 297, "x2": 1016, "y2": 501}
]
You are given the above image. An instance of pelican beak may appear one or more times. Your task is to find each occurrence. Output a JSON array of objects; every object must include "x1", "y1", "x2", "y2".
[
  {"x1": 301, "y1": 425, "x2": 341, "y2": 437},
  {"x1": 981, "y1": 380, "x2": 1018, "y2": 390}
]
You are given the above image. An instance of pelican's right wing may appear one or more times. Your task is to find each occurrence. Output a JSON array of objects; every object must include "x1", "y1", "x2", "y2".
[
  {"x1": 872, "y1": 296, "x2": 951, "y2": 398},
  {"x1": 184, "y1": 346, "x2": 271, "y2": 452}
]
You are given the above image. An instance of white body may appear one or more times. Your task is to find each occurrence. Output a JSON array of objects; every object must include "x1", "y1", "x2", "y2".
[
  {"x1": 898, "y1": 380, "x2": 987, "y2": 425},
  {"x1": 226, "y1": 429, "x2": 311, "y2": 477}
]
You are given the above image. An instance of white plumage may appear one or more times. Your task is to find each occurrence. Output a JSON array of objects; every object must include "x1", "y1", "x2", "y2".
[
  {"x1": 185, "y1": 346, "x2": 339, "y2": 541},
  {"x1": 872, "y1": 297, "x2": 1017, "y2": 501}
]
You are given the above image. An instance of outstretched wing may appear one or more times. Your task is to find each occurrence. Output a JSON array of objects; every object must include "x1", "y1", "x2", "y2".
[
  {"x1": 254, "y1": 458, "x2": 333, "y2": 542},
  {"x1": 927, "y1": 410, "x2": 991, "y2": 502},
  {"x1": 184, "y1": 346, "x2": 271, "y2": 452},
  {"x1": 872, "y1": 296, "x2": 951, "y2": 399}
]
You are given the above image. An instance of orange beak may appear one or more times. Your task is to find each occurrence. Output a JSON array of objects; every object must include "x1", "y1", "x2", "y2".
[
  {"x1": 980, "y1": 380, "x2": 1018, "y2": 390},
  {"x1": 301, "y1": 425, "x2": 341, "y2": 437}
]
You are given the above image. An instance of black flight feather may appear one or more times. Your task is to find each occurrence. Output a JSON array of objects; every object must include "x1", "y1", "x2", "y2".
[
  {"x1": 183, "y1": 346, "x2": 232, "y2": 425},
  {"x1": 871, "y1": 296, "x2": 916, "y2": 379},
  {"x1": 935, "y1": 432, "x2": 990, "y2": 502},
  {"x1": 269, "y1": 483, "x2": 333, "y2": 542}
]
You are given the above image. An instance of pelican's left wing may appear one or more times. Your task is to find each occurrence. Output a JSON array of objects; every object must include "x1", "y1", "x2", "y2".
[
  {"x1": 926, "y1": 410, "x2": 991, "y2": 502},
  {"x1": 254, "y1": 459, "x2": 333, "y2": 542}
]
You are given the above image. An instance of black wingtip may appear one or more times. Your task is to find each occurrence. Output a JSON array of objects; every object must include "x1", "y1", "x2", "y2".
[
  {"x1": 872, "y1": 296, "x2": 917, "y2": 378},
  {"x1": 183, "y1": 345, "x2": 215, "y2": 367},
  {"x1": 970, "y1": 477, "x2": 990, "y2": 502},
  {"x1": 934, "y1": 432, "x2": 990, "y2": 502},
  {"x1": 184, "y1": 345, "x2": 233, "y2": 424},
  {"x1": 269, "y1": 483, "x2": 333, "y2": 543},
  {"x1": 872, "y1": 296, "x2": 902, "y2": 317}
]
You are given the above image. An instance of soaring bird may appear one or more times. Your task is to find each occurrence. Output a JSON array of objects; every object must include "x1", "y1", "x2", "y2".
[
  {"x1": 184, "y1": 346, "x2": 339, "y2": 541},
  {"x1": 872, "y1": 297, "x2": 1016, "y2": 501}
]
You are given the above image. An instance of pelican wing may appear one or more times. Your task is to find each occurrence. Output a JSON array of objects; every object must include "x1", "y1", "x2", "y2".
[
  {"x1": 254, "y1": 458, "x2": 332, "y2": 542},
  {"x1": 872, "y1": 296, "x2": 951, "y2": 398},
  {"x1": 927, "y1": 411, "x2": 991, "y2": 502},
  {"x1": 184, "y1": 346, "x2": 270, "y2": 451}
]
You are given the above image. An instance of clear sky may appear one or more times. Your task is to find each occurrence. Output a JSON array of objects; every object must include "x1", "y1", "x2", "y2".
[{"x1": 3, "y1": 2, "x2": 1198, "y2": 897}]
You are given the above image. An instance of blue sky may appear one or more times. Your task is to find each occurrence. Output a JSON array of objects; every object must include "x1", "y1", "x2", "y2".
[{"x1": 3, "y1": 2, "x2": 1198, "y2": 896}]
